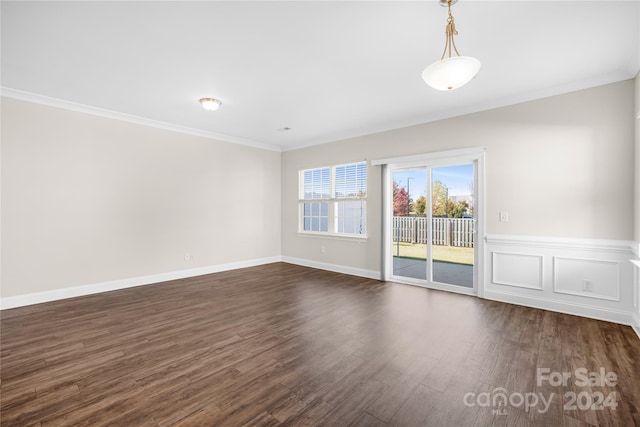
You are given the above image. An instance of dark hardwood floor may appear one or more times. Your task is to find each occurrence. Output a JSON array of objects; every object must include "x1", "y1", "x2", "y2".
[{"x1": 1, "y1": 262, "x2": 639, "y2": 426}]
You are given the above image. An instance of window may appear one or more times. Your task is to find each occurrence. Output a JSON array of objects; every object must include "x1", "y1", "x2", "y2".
[
  {"x1": 299, "y1": 162, "x2": 367, "y2": 236},
  {"x1": 303, "y1": 202, "x2": 329, "y2": 232}
]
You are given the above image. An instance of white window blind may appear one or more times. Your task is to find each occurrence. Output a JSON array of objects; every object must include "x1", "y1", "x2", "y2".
[
  {"x1": 334, "y1": 162, "x2": 367, "y2": 198},
  {"x1": 299, "y1": 162, "x2": 367, "y2": 236},
  {"x1": 303, "y1": 167, "x2": 330, "y2": 199}
]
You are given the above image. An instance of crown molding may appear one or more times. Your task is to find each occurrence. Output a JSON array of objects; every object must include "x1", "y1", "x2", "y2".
[
  {"x1": 281, "y1": 71, "x2": 635, "y2": 152},
  {"x1": 0, "y1": 87, "x2": 282, "y2": 152}
]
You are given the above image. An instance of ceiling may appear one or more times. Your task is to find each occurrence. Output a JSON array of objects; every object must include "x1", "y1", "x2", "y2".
[{"x1": 2, "y1": 1, "x2": 639, "y2": 151}]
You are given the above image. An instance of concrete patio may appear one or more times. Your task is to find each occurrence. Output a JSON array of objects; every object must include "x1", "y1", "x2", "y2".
[{"x1": 392, "y1": 257, "x2": 473, "y2": 288}]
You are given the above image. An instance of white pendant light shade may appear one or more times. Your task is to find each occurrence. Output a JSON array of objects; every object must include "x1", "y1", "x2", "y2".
[
  {"x1": 422, "y1": 56, "x2": 481, "y2": 91},
  {"x1": 423, "y1": 0, "x2": 480, "y2": 91}
]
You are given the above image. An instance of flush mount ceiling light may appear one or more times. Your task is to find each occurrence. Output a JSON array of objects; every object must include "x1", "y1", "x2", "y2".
[
  {"x1": 422, "y1": 0, "x2": 481, "y2": 91},
  {"x1": 199, "y1": 97, "x2": 222, "y2": 111}
]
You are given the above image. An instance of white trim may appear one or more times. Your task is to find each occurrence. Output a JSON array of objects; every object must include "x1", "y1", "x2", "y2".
[
  {"x1": 4, "y1": 71, "x2": 632, "y2": 155},
  {"x1": 284, "y1": 249, "x2": 635, "y2": 321},
  {"x1": 0, "y1": 256, "x2": 281, "y2": 310},
  {"x1": 485, "y1": 234, "x2": 635, "y2": 254},
  {"x1": 380, "y1": 149, "x2": 485, "y2": 298},
  {"x1": 632, "y1": 312, "x2": 640, "y2": 341},
  {"x1": 297, "y1": 232, "x2": 368, "y2": 242},
  {"x1": 382, "y1": 164, "x2": 393, "y2": 281},
  {"x1": 281, "y1": 256, "x2": 380, "y2": 281},
  {"x1": 475, "y1": 153, "x2": 486, "y2": 297},
  {"x1": 282, "y1": 71, "x2": 632, "y2": 152},
  {"x1": 483, "y1": 289, "x2": 632, "y2": 326},
  {"x1": 485, "y1": 234, "x2": 637, "y2": 332},
  {"x1": 371, "y1": 147, "x2": 486, "y2": 167},
  {"x1": 388, "y1": 275, "x2": 477, "y2": 297},
  {"x1": 0, "y1": 87, "x2": 281, "y2": 152},
  {"x1": 632, "y1": 260, "x2": 640, "y2": 340},
  {"x1": 491, "y1": 252, "x2": 544, "y2": 290}
]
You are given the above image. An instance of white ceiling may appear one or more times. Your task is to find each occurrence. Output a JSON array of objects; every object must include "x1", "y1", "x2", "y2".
[{"x1": 2, "y1": 1, "x2": 639, "y2": 151}]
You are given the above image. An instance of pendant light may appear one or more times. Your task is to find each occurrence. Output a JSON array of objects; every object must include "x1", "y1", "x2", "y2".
[{"x1": 422, "y1": 0, "x2": 480, "y2": 91}]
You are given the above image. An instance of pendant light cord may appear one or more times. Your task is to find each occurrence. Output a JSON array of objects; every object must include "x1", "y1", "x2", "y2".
[{"x1": 440, "y1": 0, "x2": 461, "y2": 60}]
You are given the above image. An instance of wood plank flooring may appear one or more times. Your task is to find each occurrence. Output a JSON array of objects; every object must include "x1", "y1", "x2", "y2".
[{"x1": 1, "y1": 262, "x2": 639, "y2": 426}]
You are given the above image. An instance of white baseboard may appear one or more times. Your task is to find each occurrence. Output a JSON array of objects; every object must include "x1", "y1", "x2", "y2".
[
  {"x1": 281, "y1": 256, "x2": 381, "y2": 281},
  {"x1": 484, "y1": 289, "x2": 632, "y2": 326},
  {"x1": 0, "y1": 256, "x2": 282, "y2": 310},
  {"x1": 633, "y1": 312, "x2": 640, "y2": 340},
  {"x1": 4, "y1": 246, "x2": 639, "y2": 341}
]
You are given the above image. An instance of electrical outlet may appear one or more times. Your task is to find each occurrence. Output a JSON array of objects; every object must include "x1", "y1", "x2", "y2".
[
  {"x1": 582, "y1": 280, "x2": 593, "y2": 292},
  {"x1": 184, "y1": 252, "x2": 192, "y2": 261},
  {"x1": 499, "y1": 211, "x2": 509, "y2": 222},
  {"x1": 321, "y1": 246, "x2": 326, "y2": 254}
]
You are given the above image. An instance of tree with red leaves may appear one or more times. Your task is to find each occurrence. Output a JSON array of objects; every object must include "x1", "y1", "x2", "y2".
[{"x1": 393, "y1": 181, "x2": 412, "y2": 216}]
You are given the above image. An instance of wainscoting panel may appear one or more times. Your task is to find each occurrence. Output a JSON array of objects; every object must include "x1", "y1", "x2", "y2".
[
  {"x1": 484, "y1": 235, "x2": 635, "y2": 325},
  {"x1": 492, "y1": 252, "x2": 543, "y2": 290},
  {"x1": 553, "y1": 257, "x2": 620, "y2": 301}
]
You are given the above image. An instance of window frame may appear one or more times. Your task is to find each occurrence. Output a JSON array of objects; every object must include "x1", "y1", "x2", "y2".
[{"x1": 298, "y1": 162, "x2": 368, "y2": 239}]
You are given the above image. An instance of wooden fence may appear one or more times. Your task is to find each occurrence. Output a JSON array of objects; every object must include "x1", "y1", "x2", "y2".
[{"x1": 393, "y1": 217, "x2": 474, "y2": 248}]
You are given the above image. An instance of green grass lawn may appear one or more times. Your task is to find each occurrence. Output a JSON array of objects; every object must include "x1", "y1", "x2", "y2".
[{"x1": 392, "y1": 242, "x2": 474, "y2": 265}]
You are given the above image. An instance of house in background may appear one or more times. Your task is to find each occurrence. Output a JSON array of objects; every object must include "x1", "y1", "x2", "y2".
[{"x1": 1, "y1": 2, "x2": 639, "y2": 334}]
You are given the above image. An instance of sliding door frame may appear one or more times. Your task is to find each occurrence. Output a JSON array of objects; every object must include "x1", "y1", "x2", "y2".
[{"x1": 375, "y1": 147, "x2": 486, "y2": 297}]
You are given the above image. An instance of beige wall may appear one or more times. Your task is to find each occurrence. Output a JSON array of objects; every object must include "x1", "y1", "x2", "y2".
[
  {"x1": 1, "y1": 80, "x2": 635, "y2": 300},
  {"x1": 635, "y1": 71, "x2": 640, "y2": 244},
  {"x1": 282, "y1": 80, "x2": 635, "y2": 273},
  {"x1": 1, "y1": 97, "x2": 281, "y2": 298}
]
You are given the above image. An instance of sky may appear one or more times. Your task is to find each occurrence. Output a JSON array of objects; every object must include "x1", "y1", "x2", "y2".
[{"x1": 393, "y1": 164, "x2": 474, "y2": 200}]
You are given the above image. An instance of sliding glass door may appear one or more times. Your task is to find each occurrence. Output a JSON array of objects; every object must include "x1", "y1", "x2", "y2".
[
  {"x1": 383, "y1": 149, "x2": 483, "y2": 295},
  {"x1": 430, "y1": 164, "x2": 475, "y2": 288},
  {"x1": 391, "y1": 169, "x2": 428, "y2": 281}
]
